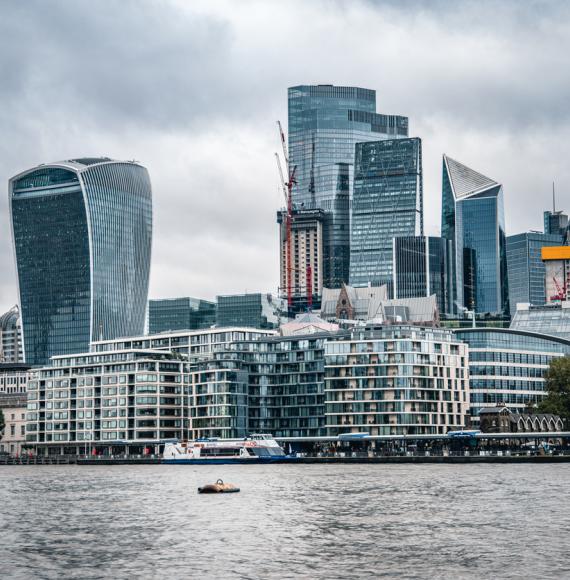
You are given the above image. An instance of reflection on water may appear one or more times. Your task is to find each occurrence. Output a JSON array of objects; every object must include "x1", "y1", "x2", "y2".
[{"x1": 1, "y1": 464, "x2": 569, "y2": 579}]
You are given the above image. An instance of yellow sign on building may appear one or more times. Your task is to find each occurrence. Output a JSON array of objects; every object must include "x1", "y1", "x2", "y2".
[{"x1": 541, "y1": 246, "x2": 570, "y2": 261}]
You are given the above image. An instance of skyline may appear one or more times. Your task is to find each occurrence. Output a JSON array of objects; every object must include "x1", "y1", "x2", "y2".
[{"x1": 1, "y1": 0, "x2": 570, "y2": 314}]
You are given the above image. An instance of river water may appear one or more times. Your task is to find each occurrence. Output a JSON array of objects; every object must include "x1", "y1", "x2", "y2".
[{"x1": 1, "y1": 464, "x2": 569, "y2": 579}]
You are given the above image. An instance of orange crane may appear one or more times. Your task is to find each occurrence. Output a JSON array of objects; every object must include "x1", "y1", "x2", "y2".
[
  {"x1": 551, "y1": 274, "x2": 567, "y2": 302},
  {"x1": 275, "y1": 121, "x2": 297, "y2": 309}
]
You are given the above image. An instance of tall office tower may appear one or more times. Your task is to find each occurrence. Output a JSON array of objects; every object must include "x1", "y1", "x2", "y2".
[
  {"x1": 148, "y1": 298, "x2": 216, "y2": 333},
  {"x1": 288, "y1": 84, "x2": 408, "y2": 288},
  {"x1": 349, "y1": 138, "x2": 423, "y2": 289},
  {"x1": 441, "y1": 155, "x2": 509, "y2": 316},
  {"x1": 9, "y1": 158, "x2": 152, "y2": 366},
  {"x1": 506, "y1": 232, "x2": 563, "y2": 315},
  {"x1": 393, "y1": 236, "x2": 453, "y2": 316},
  {"x1": 277, "y1": 208, "x2": 325, "y2": 313},
  {"x1": 0, "y1": 306, "x2": 23, "y2": 363}
]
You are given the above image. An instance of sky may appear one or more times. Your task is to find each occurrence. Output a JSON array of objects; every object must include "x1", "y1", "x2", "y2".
[{"x1": 0, "y1": 0, "x2": 569, "y2": 315}]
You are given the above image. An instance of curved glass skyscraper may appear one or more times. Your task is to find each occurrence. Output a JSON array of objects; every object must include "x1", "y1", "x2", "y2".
[{"x1": 9, "y1": 158, "x2": 152, "y2": 366}]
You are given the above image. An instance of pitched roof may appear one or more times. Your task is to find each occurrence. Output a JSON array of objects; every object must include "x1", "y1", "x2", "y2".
[
  {"x1": 444, "y1": 155, "x2": 499, "y2": 199},
  {"x1": 479, "y1": 407, "x2": 509, "y2": 415},
  {"x1": 381, "y1": 295, "x2": 438, "y2": 324},
  {"x1": 279, "y1": 313, "x2": 339, "y2": 336},
  {"x1": 320, "y1": 285, "x2": 388, "y2": 319}
]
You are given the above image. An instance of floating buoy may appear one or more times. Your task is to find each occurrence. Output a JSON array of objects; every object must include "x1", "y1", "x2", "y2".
[{"x1": 198, "y1": 478, "x2": 240, "y2": 494}]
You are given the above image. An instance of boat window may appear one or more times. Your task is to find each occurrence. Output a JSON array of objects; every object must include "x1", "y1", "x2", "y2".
[{"x1": 201, "y1": 448, "x2": 241, "y2": 456}]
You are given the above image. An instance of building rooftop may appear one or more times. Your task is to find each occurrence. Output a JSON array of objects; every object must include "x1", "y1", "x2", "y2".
[
  {"x1": 381, "y1": 295, "x2": 439, "y2": 325},
  {"x1": 10, "y1": 158, "x2": 143, "y2": 183},
  {"x1": 510, "y1": 302, "x2": 570, "y2": 340},
  {"x1": 320, "y1": 284, "x2": 389, "y2": 320},
  {"x1": 444, "y1": 155, "x2": 500, "y2": 199},
  {"x1": 0, "y1": 306, "x2": 19, "y2": 330},
  {"x1": 280, "y1": 313, "x2": 339, "y2": 336},
  {"x1": 0, "y1": 363, "x2": 30, "y2": 373}
]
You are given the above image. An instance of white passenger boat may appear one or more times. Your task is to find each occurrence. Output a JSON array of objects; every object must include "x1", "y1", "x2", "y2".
[{"x1": 162, "y1": 434, "x2": 296, "y2": 464}]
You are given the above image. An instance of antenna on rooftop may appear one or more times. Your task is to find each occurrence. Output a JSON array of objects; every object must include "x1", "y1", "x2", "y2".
[{"x1": 553, "y1": 181, "x2": 556, "y2": 213}]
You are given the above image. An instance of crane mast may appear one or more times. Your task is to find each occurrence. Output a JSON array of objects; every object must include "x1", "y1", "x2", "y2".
[{"x1": 275, "y1": 121, "x2": 297, "y2": 309}]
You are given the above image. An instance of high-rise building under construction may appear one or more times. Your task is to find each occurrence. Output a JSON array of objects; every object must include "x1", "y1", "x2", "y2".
[{"x1": 277, "y1": 207, "x2": 324, "y2": 313}]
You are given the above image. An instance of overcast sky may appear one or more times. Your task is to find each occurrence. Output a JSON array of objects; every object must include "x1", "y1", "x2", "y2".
[{"x1": 1, "y1": 0, "x2": 569, "y2": 314}]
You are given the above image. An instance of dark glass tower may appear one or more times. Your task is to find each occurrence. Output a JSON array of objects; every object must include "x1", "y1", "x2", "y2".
[
  {"x1": 349, "y1": 138, "x2": 423, "y2": 289},
  {"x1": 288, "y1": 85, "x2": 408, "y2": 288},
  {"x1": 393, "y1": 236, "x2": 453, "y2": 316},
  {"x1": 544, "y1": 210, "x2": 569, "y2": 237},
  {"x1": 9, "y1": 158, "x2": 152, "y2": 366},
  {"x1": 441, "y1": 155, "x2": 509, "y2": 316},
  {"x1": 148, "y1": 298, "x2": 216, "y2": 333},
  {"x1": 216, "y1": 294, "x2": 283, "y2": 329}
]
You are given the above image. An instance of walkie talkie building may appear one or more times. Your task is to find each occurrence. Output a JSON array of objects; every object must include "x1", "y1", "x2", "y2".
[{"x1": 9, "y1": 158, "x2": 152, "y2": 366}]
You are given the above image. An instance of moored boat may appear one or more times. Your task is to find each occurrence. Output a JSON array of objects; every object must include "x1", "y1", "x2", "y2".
[{"x1": 162, "y1": 433, "x2": 297, "y2": 464}]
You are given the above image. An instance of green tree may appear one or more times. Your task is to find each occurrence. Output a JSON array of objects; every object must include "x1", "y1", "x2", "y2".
[{"x1": 538, "y1": 356, "x2": 570, "y2": 420}]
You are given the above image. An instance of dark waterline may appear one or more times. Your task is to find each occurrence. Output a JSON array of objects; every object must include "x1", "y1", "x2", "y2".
[{"x1": 1, "y1": 464, "x2": 569, "y2": 579}]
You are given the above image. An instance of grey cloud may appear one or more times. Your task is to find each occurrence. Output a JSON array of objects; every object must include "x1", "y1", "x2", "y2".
[
  {"x1": 0, "y1": 1, "x2": 237, "y2": 131},
  {"x1": 0, "y1": 0, "x2": 569, "y2": 314}
]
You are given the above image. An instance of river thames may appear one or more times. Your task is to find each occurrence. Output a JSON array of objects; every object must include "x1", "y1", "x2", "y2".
[{"x1": 1, "y1": 464, "x2": 569, "y2": 579}]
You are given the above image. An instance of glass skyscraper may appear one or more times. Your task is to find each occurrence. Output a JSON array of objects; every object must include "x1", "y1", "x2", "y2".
[
  {"x1": 288, "y1": 85, "x2": 408, "y2": 287},
  {"x1": 9, "y1": 158, "x2": 152, "y2": 366},
  {"x1": 506, "y1": 232, "x2": 562, "y2": 315},
  {"x1": 441, "y1": 155, "x2": 509, "y2": 316},
  {"x1": 544, "y1": 210, "x2": 569, "y2": 239},
  {"x1": 349, "y1": 138, "x2": 423, "y2": 289},
  {"x1": 393, "y1": 236, "x2": 453, "y2": 316}
]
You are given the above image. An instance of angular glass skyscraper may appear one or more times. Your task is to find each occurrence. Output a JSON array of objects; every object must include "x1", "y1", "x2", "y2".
[
  {"x1": 349, "y1": 138, "x2": 423, "y2": 289},
  {"x1": 507, "y1": 232, "x2": 563, "y2": 315},
  {"x1": 9, "y1": 158, "x2": 152, "y2": 366},
  {"x1": 288, "y1": 85, "x2": 408, "y2": 288},
  {"x1": 441, "y1": 155, "x2": 508, "y2": 316}
]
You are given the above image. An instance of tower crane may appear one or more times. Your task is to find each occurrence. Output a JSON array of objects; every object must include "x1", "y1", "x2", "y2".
[
  {"x1": 275, "y1": 121, "x2": 297, "y2": 309},
  {"x1": 551, "y1": 274, "x2": 567, "y2": 302}
]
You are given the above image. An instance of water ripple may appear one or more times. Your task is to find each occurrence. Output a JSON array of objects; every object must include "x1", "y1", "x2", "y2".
[{"x1": 1, "y1": 464, "x2": 570, "y2": 579}]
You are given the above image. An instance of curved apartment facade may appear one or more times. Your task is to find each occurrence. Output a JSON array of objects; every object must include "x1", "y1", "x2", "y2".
[
  {"x1": 9, "y1": 158, "x2": 152, "y2": 366},
  {"x1": 454, "y1": 327, "x2": 570, "y2": 423}
]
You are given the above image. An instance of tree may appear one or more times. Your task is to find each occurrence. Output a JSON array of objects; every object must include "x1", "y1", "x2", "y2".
[
  {"x1": 538, "y1": 356, "x2": 570, "y2": 420},
  {"x1": 0, "y1": 408, "x2": 4, "y2": 433}
]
